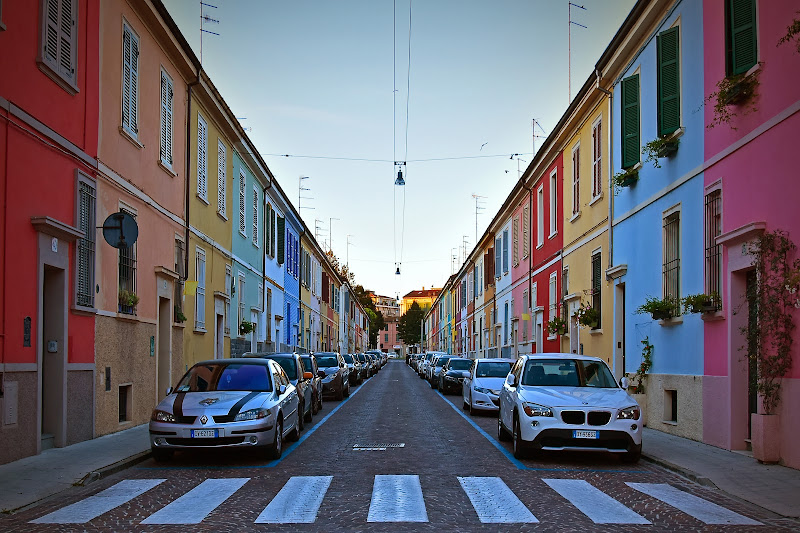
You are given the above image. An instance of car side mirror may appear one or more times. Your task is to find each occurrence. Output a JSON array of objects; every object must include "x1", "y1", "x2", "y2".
[
  {"x1": 507, "y1": 375, "x2": 517, "y2": 388},
  {"x1": 303, "y1": 371, "x2": 313, "y2": 380},
  {"x1": 166, "y1": 386, "x2": 173, "y2": 396},
  {"x1": 317, "y1": 370, "x2": 326, "y2": 378},
  {"x1": 279, "y1": 384, "x2": 287, "y2": 395},
  {"x1": 620, "y1": 377, "x2": 630, "y2": 390},
  {"x1": 461, "y1": 371, "x2": 470, "y2": 379}
]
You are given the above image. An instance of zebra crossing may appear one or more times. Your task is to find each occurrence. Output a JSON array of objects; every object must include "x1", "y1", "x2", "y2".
[{"x1": 30, "y1": 474, "x2": 762, "y2": 526}]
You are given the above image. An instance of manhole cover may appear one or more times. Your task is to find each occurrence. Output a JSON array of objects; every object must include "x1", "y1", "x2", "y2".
[{"x1": 352, "y1": 443, "x2": 406, "y2": 451}]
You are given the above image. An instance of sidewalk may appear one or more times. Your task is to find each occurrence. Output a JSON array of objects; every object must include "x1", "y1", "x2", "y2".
[
  {"x1": 641, "y1": 427, "x2": 800, "y2": 518},
  {"x1": 0, "y1": 424, "x2": 151, "y2": 513}
]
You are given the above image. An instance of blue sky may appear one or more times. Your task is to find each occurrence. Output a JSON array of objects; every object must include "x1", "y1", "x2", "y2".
[{"x1": 163, "y1": 0, "x2": 635, "y2": 300}]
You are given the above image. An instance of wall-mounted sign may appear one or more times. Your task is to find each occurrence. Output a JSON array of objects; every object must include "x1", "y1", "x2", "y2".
[
  {"x1": 23, "y1": 317, "x2": 31, "y2": 347},
  {"x1": 102, "y1": 211, "x2": 139, "y2": 249}
]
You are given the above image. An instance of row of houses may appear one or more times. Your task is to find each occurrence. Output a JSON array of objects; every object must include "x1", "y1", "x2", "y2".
[
  {"x1": 0, "y1": 0, "x2": 369, "y2": 464},
  {"x1": 424, "y1": 0, "x2": 799, "y2": 469}
]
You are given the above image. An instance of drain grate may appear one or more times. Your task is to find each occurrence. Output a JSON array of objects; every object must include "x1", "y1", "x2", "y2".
[{"x1": 352, "y1": 443, "x2": 405, "y2": 451}]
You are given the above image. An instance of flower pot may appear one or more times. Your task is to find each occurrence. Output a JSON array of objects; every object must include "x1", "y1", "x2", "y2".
[
  {"x1": 722, "y1": 80, "x2": 747, "y2": 106},
  {"x1": 651, "y1": 309, "x2": 672, "y2": 321},
  {"x1": 632, "y1": 393, "x2": 647, "y2": 427},
  {"x1": 750, "y1": 413, "x2": 780, "y2": 464},
  {"x1": 656, "y1": 141, "x2": 678, "y2": 158},
  {"x1": 620, "y1": 173, "x2": 638, "y2": 187}
]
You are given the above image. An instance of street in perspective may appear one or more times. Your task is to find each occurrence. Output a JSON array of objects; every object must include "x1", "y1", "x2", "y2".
[{"x1": 2, "y1": 0, "x2": 800, "y2": 531}]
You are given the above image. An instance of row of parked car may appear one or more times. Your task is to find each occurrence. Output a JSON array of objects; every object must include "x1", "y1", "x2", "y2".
[
  {"x1": 149, "y1": 350, "x2": 389, "y2": 461},
  {"x1": 408, "y1": 351, "x2": 643, "y2": 463}
]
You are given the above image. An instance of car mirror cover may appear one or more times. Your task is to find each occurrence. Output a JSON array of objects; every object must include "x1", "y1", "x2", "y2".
[{"x1": 303, "y1": 371, "x2": 314, "y2": 380}]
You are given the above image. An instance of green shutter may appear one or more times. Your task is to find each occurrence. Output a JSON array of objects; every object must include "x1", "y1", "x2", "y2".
[
  {"x1": 621, "y1": 74, "x2": 640, "y2": 169},
  {"x1": 728, "y1": 0, "x2": 757, "y2": 75},
  {"x1": 277, "y1": 216, "x2": 285, "y2": 264},
  {"x1": 657, "y1": 27, "x2": 681, "y2": 136}
]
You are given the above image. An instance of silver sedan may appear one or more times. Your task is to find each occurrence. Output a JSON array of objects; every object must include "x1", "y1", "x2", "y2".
[{"x1": 462, "y1": 358, "x2": 516, "y2": 415}]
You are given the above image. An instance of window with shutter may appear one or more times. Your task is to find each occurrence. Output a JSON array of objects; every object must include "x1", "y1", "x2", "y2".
[
  {"x1": 549, "y1": 172, "x2": 557, "y2": 237},
  {"x1": 727, "y1": 0, "x2": 757, "y2": 75},
  {"x1": 238, "y1": 170, "x2": 246, "y2": 235},
  {"x1": 197, "y1": 115, "x2": 208, "y2": 200},
  {"x1": 522, "y1": 205, "x2": 530, "y2": 258},
  {"x1": 494, "y1": 238, "x2": 501, "y2": 278},
  {"x1": 277, "y1": 216, "x2": 285, "y2": 264},
  {"x1": 548, "y1": 272, "x2": 557, "y2": 323},
  {"x1": 512, "y1": 216, "x2": 519, "y2": 267},
  {"x1": 252, "y1": 187, "x2": 259, "y2": 246},
  {"x1": 265, "y1": 204, "x2": 272, "y2": 253},
  {"x1": 592, "y1": 120, "x2": 602, "y2": 197},
  {"x1": 621, "y1": 74, "x2": 640, "y2": 169},
  {"x1": 657, "y1": 27, "x2": 681, "y2": 136},
  {"x1": 322, "y1": 273, "x2": 329, "y2": 303},
  {"x1": 591, "y1": 252, "x2": 602, "y2": 328},
  {"x1": 39, "y1": 0, "x2": 78, "y2": 90},
  {"x1": 195, "y1": 248, "x2": 206, "y2": 329},
  {"x1": 537, "y1": 186, "x2": 545, "y2": 246},
  {"x1": 217, "y1": 141, "x2": 226, "y2": 215},
  {"x1": 663, "y1": 210, "x2": 681, "y2": 311},
  {"x1": 160, "y1": 71, "x2": 173, "y2": 166},
  {"x1": 502, "y1": 230, "x2": 509, "y2": 273},
  {"x1": 271, "y1": 209, "x2": 277, "y2": 258},
  {"x1": 121, "y1": 24, "x2": 139, "y2": 135},
  {"x1": 572, "y1": 145, "x2": 580, "y2": 215},
  {"x1": 76, "y1": 176, "x2": 96, "y2": 309}
]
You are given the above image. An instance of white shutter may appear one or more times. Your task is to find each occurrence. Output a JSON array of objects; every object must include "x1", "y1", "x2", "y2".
[
  {"x1": 217, "y1": 141, "x2": 226, "y2": 214},
  {"x1": 196, "y1": 249, "x2": 206, "y2": 329},
  {"x1": 121, "y1": 25, "x2": 139, "y2": 134},
  {"x1": 197, "y1": 115, "x2": 207, "y2": 199},
  {"x1": 42, "y1": 0, "x2": 77, "y2": 85},
  {"x1": 239, "y1": 171, "x2": 246, "y2": 234},
  {"x1": 252, "y1": 186, "x2": 259, "y2": 245},
  {"x1": 160, "y1": 71, "x2": 173, "y2": 165}
]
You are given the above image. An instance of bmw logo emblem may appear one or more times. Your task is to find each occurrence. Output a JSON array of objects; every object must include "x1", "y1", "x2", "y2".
[{"x1": 200, "y1": 415, "x2": 208, "y2": 424}]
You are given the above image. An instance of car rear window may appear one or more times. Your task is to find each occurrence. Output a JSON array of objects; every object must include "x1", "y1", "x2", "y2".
[
  {"x1": 342, "y1": 354, "x2": 354, "y2": 363},
  {"x1": 175, "y1": 363, "x2": 272, "y2": 392},
  {"x1": 476, "y1": 361, "x2": 513, "y2": 378},
  {"x1": 448, "y1": 359, "x2": 472, "y2": 371},
  {"x1": 316, "y1": 356, "x2": 338, "y2": 367},
  {"x1": 274, "y1": 358, "x2": 298, "y2": 380}
]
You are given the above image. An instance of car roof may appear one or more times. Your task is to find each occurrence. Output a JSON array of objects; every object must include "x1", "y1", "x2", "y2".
[
  {"x1": 194, "y1": 358, "x2": 272, "y2": 366},
  {"x1": 474, "y1": 358, "x2": 516, "y2": 363},
  {"x1": 520, "y1": 352, "x2": 605, "y2": 363},
  {"x1": 244, "y1": 352, "x2": 295, "y2": 359}
]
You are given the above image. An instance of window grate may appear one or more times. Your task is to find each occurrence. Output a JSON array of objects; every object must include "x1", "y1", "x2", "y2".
[
  {"x1": 591, "y1": 252, "x2": 602, "y2": 328},
  {"x1": 118, "y1": 240, "x2": 137, "y2": 315},
  {"x1": 663, "y1": 212, "x2": 681, "y2": 313},
  {"x1": 77, "y1": 181, "x2": 96, "y2": 307},
  {"x1": 705, "y1": 191, "x2": 722, "y2": 310}
]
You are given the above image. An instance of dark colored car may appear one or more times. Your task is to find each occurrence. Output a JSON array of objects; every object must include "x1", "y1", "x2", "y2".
[
  {"x1": 429, "y1": 355, "x2": 454, "y2": 388},
  {"x1": 438, "y1": 357, "x2": 473, "y2": 394},
  {"x1": 342, "y1": 353, "x2": 363, "y2": 385},
  {"x1": 300, "y1": 354, "x2": 323, "y2": 414},
  {"x1": 355, "y1": 353, "x2": 371, "y2": 379},
  {"x1": 244, "y1": 352, "x2": 313, "y2": 424},
  {"x1": 314, "y1": 352, "x2": 350, "y2": 400}
]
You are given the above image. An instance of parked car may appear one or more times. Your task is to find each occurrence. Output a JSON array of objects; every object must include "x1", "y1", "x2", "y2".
[
  {"x1": 244, "y1": 352, "x2": 313, "y2": 425},
  {"x1": 366, "y1": 350, "x2": 384, "y2": 369},
  {"x1": 300, "y1": 354, "x2": 323, "y2": 414},
  {"x1": 149, "y1": 358, "x2": 300, "y2": 461},
  {"x1": 462, "y1": 358, "x2": 516, "y2": 414},
  {"x1": 497, "y1": 354, "x2": 642, "y2": 462},
  {"x1": 438, "y1": 357, "x2": 473, "y2": 394},
  {"x1": 428, "y1": 355, "x2": 453, "y2": 387},
  {"x1": 342, "y1": 353, "x2": 363, "y2": 385},
  {"x1": 355, "y1": 352, "x2": 372, "y2": 378},
  {"x1": 315, "y1": 352, "x2": 350, "y2": 400},
  {"x1": 366, "y1": 353, "x2": 379, "y2": 374},
  {"x1": 418, "y1": 352, "x2": 436, "y2": 378}
]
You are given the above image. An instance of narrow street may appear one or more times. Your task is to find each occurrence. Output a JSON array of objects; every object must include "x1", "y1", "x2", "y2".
[{"x1": 1, "y1": 361, "x2": 789, "y2": 532}]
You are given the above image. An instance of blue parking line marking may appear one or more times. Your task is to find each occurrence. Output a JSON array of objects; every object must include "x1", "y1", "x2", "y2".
[
  {"x1": 140, "y1": 379, "x2": 367, "y2": 470},
  {"x1": 435, "y1": 391, "x2": 645, "y2": 474}
]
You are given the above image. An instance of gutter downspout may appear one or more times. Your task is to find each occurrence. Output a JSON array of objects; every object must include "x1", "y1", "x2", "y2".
[
  {"x1": 595, "y1": 69, "x2": 614, "y2": 276},
  {"x1": 261, "y1": 177, "x2": 272, "y2": 348},
  {"x1": 185, "y1": 69, "x2": 201, "y2": 283},
  {"x1": 520, "y1": 179, "x2": 534, "y2": 353}
]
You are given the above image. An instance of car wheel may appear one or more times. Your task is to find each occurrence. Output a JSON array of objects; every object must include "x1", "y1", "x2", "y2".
[
  {"x1": 430, "y1": 377, "x2": 436, "y2": 389},
  {"x1": 311, "y1": 392, "x2": 319, "y2": 415},
  {"x1": 497, "y1": 406, "x2": 511, "y2": 441},
  {"x1": 462, "y1": 396, "x2": 469, "y2": 410},
  {"x1": 336, "y1": 381, "x2": 344, "y2": 401},
  {"x1": 288, "y1": 409, "x2": 301, "y2": 442},
  {"x1": 621, "y1": 444, "x2": 642, "y2": 464},
  {"x1": 297, "y1": 401, "x2": 305, "y2": 431},
  {"x1": 268, "y1": 418, "x2": 283, "y2": 459},
  {"x1": 304, "y1": 398, "x2": 313, "y2": 422},
  {"x1": 151, "y1": 448, "x2": 173, "y2": 463},
  {"x1": 344, "y1": 381, "x2": 351, "y2": 398},
  {"x1": 469, "y1": 393, "x2": 476, "y2": 416},
  {"x1": 512, "y1": 414, "x2": 527, "y2": 459}
]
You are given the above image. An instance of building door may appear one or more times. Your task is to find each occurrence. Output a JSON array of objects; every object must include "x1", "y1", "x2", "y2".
[
  {"x1": 534, "y1": 312, "x2": 543, "y2": 353},
  {"x1": 41, "y1": 265, "x2": 67, "y2": 450},
  {"x1": 215, "y1": 313, "x2": 224, "y2": 359},
  {"x1": 156, "y1": 297, "x2": 171, "y2": 400},
  {"x1": 569, "y1": 313, "x2": 579, "y2": 354},
  {"x1": 746, "y1": 270, "x2": 758, "y2": 439}
]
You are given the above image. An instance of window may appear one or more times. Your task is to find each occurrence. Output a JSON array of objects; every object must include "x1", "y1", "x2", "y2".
[
  {"x1": 502, "y1": 230, "x2": 509, "y2": 273},
  {"x1": 572, "y1": 144, "x2": 580, "y2": 216},
  {"x1": 277, "y1": 216, "x2": 285, "y2": 264},
  {"x1": 532, "y1": 282, "x2": 538, "y2": 308},
  {"x1": 236, "y1": 171, "x2": 246, "y2": 235},
  {"x1": 705, "y1": 190, "x2": 722, "y2": 309},
  {"x1": 75, "y1": 176, "x2": 96, "y2": 309},
  {"x1": 537, "y1": 186, "x2": 544, "y2": 246},
  {"x1": 195, "y1": 248, "x2": 206, "y2": 329},
  {"x1": 549, "y1": 272, "x2": 557, "y2": 323},
  {"x1": 522, "y1": 204, "x2": 530, "y2": 258},
  {"x1": 494, "y1": 238, "x2": 502, "y2": 278},
  {"x1": 197, "y1": 115, "x2": 208, "y2": 200},
  {"x1": 549, "y1": 171, "x2": 557, "y2": 236},
  {"x1": 522, "y1": 290, "x2": 528, "y2": 340},
  {"x1": 252, "y1": 187, "x2": 259, "y2": 246},
  {"x1": 621, "y1": 74, "x2": 640, "y2": 169},
  {"x1": 160, "y1": 70, "x2": 174, "y2": 166},
  {"x1": 237, "y1": 274, "x2": 246, "y2": 333},
  {"x1": 663, "y1": 210, "x2": 681, "y2": 312},
  {"x1": 266, "y1": 204, "x2": 272, "y2": 254},
  {"x1": 726, "y1": 0, "x2": 757, "y2": 76},
  {"x1": 503, "y1": 302, "x2": 508, "y2": 345},
  {"x1": 39, "y1": 0, "x2": 78, "y2": 89},
  {"x1": 512, "y1": 215, "x2": 519, "y2": 267},
  {"x1": 271, "y1": 209, "x2": 277, "y2": 258},
  {"x1": 592, "y1": 120, "x2": 602, "y2": 197},
  {"x1": 657, "y1": 27, "x2": 681, "y2": 136},
  {"x1": 224, "y1": 265, "x2": 231, "y2": 334},
  {"x1": 258, "y1": 282, "x2": 264, "y2": 312},
  {"x1": 121, "y1": 23, "x2": 139, "y2": 136},
  {"x1": 217, "y1": 141, "x2": 226, "y2": 216},
  {"x1": 118, "y1": 384, "x2": 131, "y2": 423},
  {"x1": 118, "y1": 232, "x2": 137, "y2": 315},
  {"x1": 591, "y1": 251, "x2": 602, "y2": 329},
  {"x1": 266, "y1": 288, "x2": 272, "y2": 342}
]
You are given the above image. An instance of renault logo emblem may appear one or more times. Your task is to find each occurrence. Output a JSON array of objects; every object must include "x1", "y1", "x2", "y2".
[
  {"x1": 200, "y1": 415, "x2": 208, "y2": 424},
  {"x1": 200, "y1": 398, "x2": 219, "y2": 406}
]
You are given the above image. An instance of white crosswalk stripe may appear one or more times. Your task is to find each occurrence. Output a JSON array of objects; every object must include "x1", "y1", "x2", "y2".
[
  {"x1": 367, "y1": 474, "x2": 428, "y2": 522},
  {"x1": 458, "y1": 477, "x2": 538, "y2": 523},
  {"x1": 255, "y1": 475, "x2": 333, "y2": 523},
  {"x1": 140, "y1": 478, "x2": 249, "y2": 524},
  {"x1": 627, "y1": 482, "x2": 762, "y2": 525},
  {"x1": 30, "y1": 479, "x2": 166, "y2": 524},
  {"x1": 543, "y1": 478, "x2": 651, "y2": 524}
]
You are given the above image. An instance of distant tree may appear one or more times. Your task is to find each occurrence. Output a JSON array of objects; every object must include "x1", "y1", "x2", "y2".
[
  {"x1": 397, "y1": 301, "x2": 424, "y2": 346},
  {"x1": 325, "y1": 250, "x2": 355, "y2": 285}
]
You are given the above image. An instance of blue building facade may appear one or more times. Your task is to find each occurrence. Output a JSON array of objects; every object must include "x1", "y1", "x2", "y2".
[{"x1": 282, "y1": 200, "x2": 302, "y2": 352}]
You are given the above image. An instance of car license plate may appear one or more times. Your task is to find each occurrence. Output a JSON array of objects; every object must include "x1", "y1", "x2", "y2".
[
  {"x1": 191, "y1": 429, "x2": 218, "y2": 438},
  {"x1": 573, "y1": 430, "x2": 598, "y2": 439}
]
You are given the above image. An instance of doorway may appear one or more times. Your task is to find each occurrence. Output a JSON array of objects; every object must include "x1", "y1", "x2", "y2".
[
  {"x1": 41, "y1": 265, "x2": 66, "y2": 450},
  {"x1": 746, "y1": 270, "x2": 758, "y2": 439},
  {"x1": 215, "y1": 313, "x2": 224, "y2": 359},
  {"x1": 156, "y1": 297, "x2": 171, "y2": 400},
  {"x1": 615, "y1": 283, "x2": 626, "y2": 379}
]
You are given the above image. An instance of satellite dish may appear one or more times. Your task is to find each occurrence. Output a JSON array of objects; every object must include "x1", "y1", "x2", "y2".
[{"x1": 102, "y1": 211, "x2": 139, "y2": 249}]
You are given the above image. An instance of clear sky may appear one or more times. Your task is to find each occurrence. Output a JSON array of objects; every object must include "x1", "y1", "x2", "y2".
[{"x1": 162, "y1": 0, "x2": 635, "y2": 301}]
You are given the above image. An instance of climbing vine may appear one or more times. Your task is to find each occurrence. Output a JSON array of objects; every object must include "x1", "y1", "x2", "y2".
[{"x1": 631, "y1": 337, "x2": 653, "y2": 394}]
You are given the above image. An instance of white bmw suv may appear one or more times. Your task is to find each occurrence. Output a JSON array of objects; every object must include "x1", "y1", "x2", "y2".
[{"x1": 497, "y1": 353, "x2": 642, "y2": 462}]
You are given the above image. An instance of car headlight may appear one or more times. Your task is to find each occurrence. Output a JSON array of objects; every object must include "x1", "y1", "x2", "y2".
[
  {"x1": 445, "y1": 375, "x2": 458, "y2": 381},
  {"x1": 522, "y1": 402, "x2": 554, "y2": 417},
  {"x1": 474, "y1": 386, "x2": 491, "y2": 394},
  {"x1": 151, "y1": 410, "x2": 176, "y2": 423},
  {"x1": 489, "y1": 389, "x2": 500, "y2": 396},
  {"x1": 617, "y1": 405, "x2": 641, "y2": 420},
  {"x1": 234, "y1": 408, "x2": 272, "y2": 422}
]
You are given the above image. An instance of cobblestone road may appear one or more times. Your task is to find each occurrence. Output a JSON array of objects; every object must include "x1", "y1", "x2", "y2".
[{"x1": 2, "y1": 360, "x2": 795, "y2": 532}]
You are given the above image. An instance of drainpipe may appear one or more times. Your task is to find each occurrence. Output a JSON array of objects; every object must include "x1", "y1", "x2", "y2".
[
  {"x1": 520, "y1": 179, "x2": 534, "y2": 353},
  {"x1": 595, "y1": 69, "x2": 614, "y2": 275},
  {"x1": 185, "y1": 68, "x2": 201, "y2": 282}
]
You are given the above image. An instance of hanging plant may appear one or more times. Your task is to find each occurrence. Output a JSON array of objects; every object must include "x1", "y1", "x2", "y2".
[
  {"x1": 682, "y1": 293, "x2": 720, "y2": 314},
  {"x1": 741, "y1": 229, "x2": 799, "y2": 415},
  {"x1": 240, "y1": 320, "x2": 254, "y2": 334},
  {"x1": 612, "y1": 168, "x2": 639, "y2": 195},
  {"x1": 707, "y1": 67, "x2": 761, "y2": 129},
  {"x1": 573, "y1": 300, "x2": 600, "y2": 328},
  {"x1": 630, "y1": 337, "x2": 654, "y2": 394},
  {"x1": 636, "y1": 296, "x2": 679, "y2": 321},
  {"x1": 642, "y1": 137, "x2": 680, "y2": 168},
  {"x1": 174, "y1": 306, "x2": 187, "y2": 323},
  {"x1": 777, "y1": 12, "x2": 800, "y2": 53},
  {"x1": 546, "y1": 316, "x2": 568, "y2": 336}
]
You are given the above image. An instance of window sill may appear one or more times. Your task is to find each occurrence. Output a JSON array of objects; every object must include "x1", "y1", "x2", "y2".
[
  {"x1": 172, "y1": 321, "x2": 187, "y2": 328},
  {"x1": 701, "y1": 310, "x2": 725, "y2": 322},
  {"x1": 194, "y1": 327, "x2": 207, "y2": 334},
  {"x1": 658, "y1": 316, "x2": 683, "y2": 326},
  {"x1": 547, "y1": 335, "x2": 556, "y2": 340},
  {"x1": 37, "y1": 59, "x2": 79, "y2": 95},
  {"x1": 569, "y1": 211, "x2": 581, "y2": 223},
  {"x1": 119, "y1": 126, "x2": 143, "y2": 150},
  {"x1": 252, "y1": 242, "x2": 260, "y2": 249},
  {"x1": 216, "y1": 211, "x2": 228, "y2": 222},
  {"x1": 549, "y1": 231, "x2": 558, "y2": 239},
  {"x1": 661, "y1": 420, "x2": 678, "y2": 426},
  {"x1": 115, "y1": 312, "x2": 139, "y2": 323},
  {"x1": 71, "y1": 304, "x2": 97, "y2": 316},
  {"x1": 536, "y1": 243, "x2": 544, "y2": 250},
  {"x1": 589, "y1": 193, "x2": 604, "y2": 207},
  {"x1": 0, "y1": 21, "x2": 6, "y2": 31},
  {"x1": 589, "y1": 328, "x2": 603, "y2": 336},
  {"x1": 158, "y1": 159, "x2": 177, "y2": 177},
  {"x1": 196, "y1": 194, "x2": 209, "y2": 206}
]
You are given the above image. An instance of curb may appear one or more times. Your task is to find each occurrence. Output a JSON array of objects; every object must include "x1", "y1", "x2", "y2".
[
  {"x1": 641, "y1": 453, "x2": 718, "y2": 488},
  {"x1": 75, "y1": 450, "x2": 152, "y2": 486}
]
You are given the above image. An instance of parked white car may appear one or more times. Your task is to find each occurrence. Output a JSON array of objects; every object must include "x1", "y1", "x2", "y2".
[
  {"x1": 462, "y1": 358, "x2": 516, "y2": 414},
  {"x1": 497, "y1": 354, "x2": 642, "y2": 462}
]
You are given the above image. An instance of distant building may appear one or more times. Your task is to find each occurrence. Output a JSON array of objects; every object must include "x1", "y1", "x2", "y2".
[{"x1": 401, "y1": 287, "x2": 441, "y2": 315}]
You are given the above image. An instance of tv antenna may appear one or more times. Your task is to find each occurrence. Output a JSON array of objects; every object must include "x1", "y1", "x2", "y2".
[
  {"x1": 568, "y1": 3, "x2": 587, "y2": 104},
  {"x1": 200, "y1": 1, "x2": 220, "y2": 65},
  {"x1": 472, "y1": 194, "x2": 486, "y2": 244}
]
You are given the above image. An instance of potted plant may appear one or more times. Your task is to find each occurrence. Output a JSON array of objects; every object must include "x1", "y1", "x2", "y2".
[
  {"x1": 574, "y1": 301, "x2": 600, "y2": 328},
  {"x1": 612, "y1": 168, "x2": 639, "y2": 195},
  {"x1": 642, "y1": 137, "x2": 680, "y2": 167},
  {"x1": 118, "y1": 289, "x2": 139, "y2": 312},
  {"x1": 682, "y1": 293, "x2": 719, "y2": 314},
  {"x1": 174, "y1": 306, "x2": 187, "y2": 323},
  {"x1": 239, "y1": 320, "x2": 254, "y2": 335},
  {"x1": 628, "y1": 337, "x2": 653, "y2": 426},
  {"x1": 707, "y1": 68, "x2": 761, "y2": 129},
  {"x1": 546, "y1": 316, "x2": 568, "y2": 336},
  {"x1": 636, "y1": 296, "x2": 677, "y2": 321}
]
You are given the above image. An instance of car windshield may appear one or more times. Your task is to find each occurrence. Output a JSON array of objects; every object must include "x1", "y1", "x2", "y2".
[
  {"x1": 435, "y1": 357, "x2": 452, "y2": 368},
  {"x1": 522, "y1": 359, "x2": 617, "y2": 388},
  {"x1": 476, "y1": 361, "x2": 513, "y2": 378},
  {"x1": 448, "y1": 359, "x2": 472, "y2": 371},
  {"x1": 300, "y1": 357, "x2": 314, "y2": 372},
  {"x1": 356, "y1": 354, "x2": 366, "y2": 363},
  {"x1": 342, "y1": 354, "x2": 355, "y2": 363},
  {"x1": 274, "y1": 358, "x2": 297, "y2": 380},
  {"x1": 316, "y1": 356, "x2": 338, "y2": 368},
  {"x1": 175, "y1": 363, "x2": 272, "y2": 392}
]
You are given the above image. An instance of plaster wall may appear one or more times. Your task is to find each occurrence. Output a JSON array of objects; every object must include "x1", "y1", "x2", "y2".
[{"x1": 641, "y1": 373, "x2": 703, "y2": 441}]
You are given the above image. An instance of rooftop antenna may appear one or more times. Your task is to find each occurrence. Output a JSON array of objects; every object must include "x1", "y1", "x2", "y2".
[
  {"x1": 199, "y1": 2, "x2": 220, "y2": 65},
  {"x1": 472, "y1": 194, "x2": 486, "y2": 244},
  {"x1": 462, "y1": 235, "x2": 470, "y2": 264},
  {"x1": 298, "y1": 176, "x2": 313, "y2": 212},
  {"x1": 314, "y1": 219, "x2": 326, "y2": 242},
  {"x1": 568, "y1": 3, "x2": 587, "y2": 104},
  {"x1": 236, "y1": 117, "x2": 252, "y2": 133}
]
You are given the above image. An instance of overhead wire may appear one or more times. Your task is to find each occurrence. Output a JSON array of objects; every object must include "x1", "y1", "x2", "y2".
[{"x1": 399, "y1": 0, "x2": 412, "y2": 277}]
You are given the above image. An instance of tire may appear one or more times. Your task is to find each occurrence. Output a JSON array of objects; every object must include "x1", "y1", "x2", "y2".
[
  {"x1": 621, "y1": 444, "x2": 642, "y2": 463},
  {"x1": 304, "y1": 398, "x2": 313, "y2": 423},
  {"x1": 336, "y1": 381, "x2": 344, "y2": 401},
  {"x1": 268, "y1": 418, "x2": 283, "y2": 459},
  {"x1": 497, "y1": 406, "x2": 511, "y2": 441},
  {"x1": 298, "y1": 401, "x2": 305, "y2": 431},
  {"x1": 344, "y1": 381, "x2": 351, "y2": 398},
  {"x1": 512, "y1": 415, "x2": 528, "y2": 459},
  {"x1": 287, "y1": 409, "x2": 301, "y2": 442},
  {"x1": 462, "y1": 396, "x2": 469, "y2": 410},
  {"x1": 430, "y1": 377, "x2": 436, "y2": 389},
  {"x1": 151, "y1": 448, "x2": 173, "y2": 463},
  {"x1": 311, "y1": 392, "x2": 319, "y2": 415}
]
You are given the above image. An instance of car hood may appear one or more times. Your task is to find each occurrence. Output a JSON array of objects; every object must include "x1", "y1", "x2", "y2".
[
  {"x1": 474, "y1": 377, "x2": 506, "y2": 390},
  {"x1": 158, "y1": 390, "x2": 268, "y2": 415},
  {"x1": 518, "y1": 385, "x2": 635, "y2": 408},
  {"x1": 321, "y1": 367, "x2": 339, "y2": 375}
]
